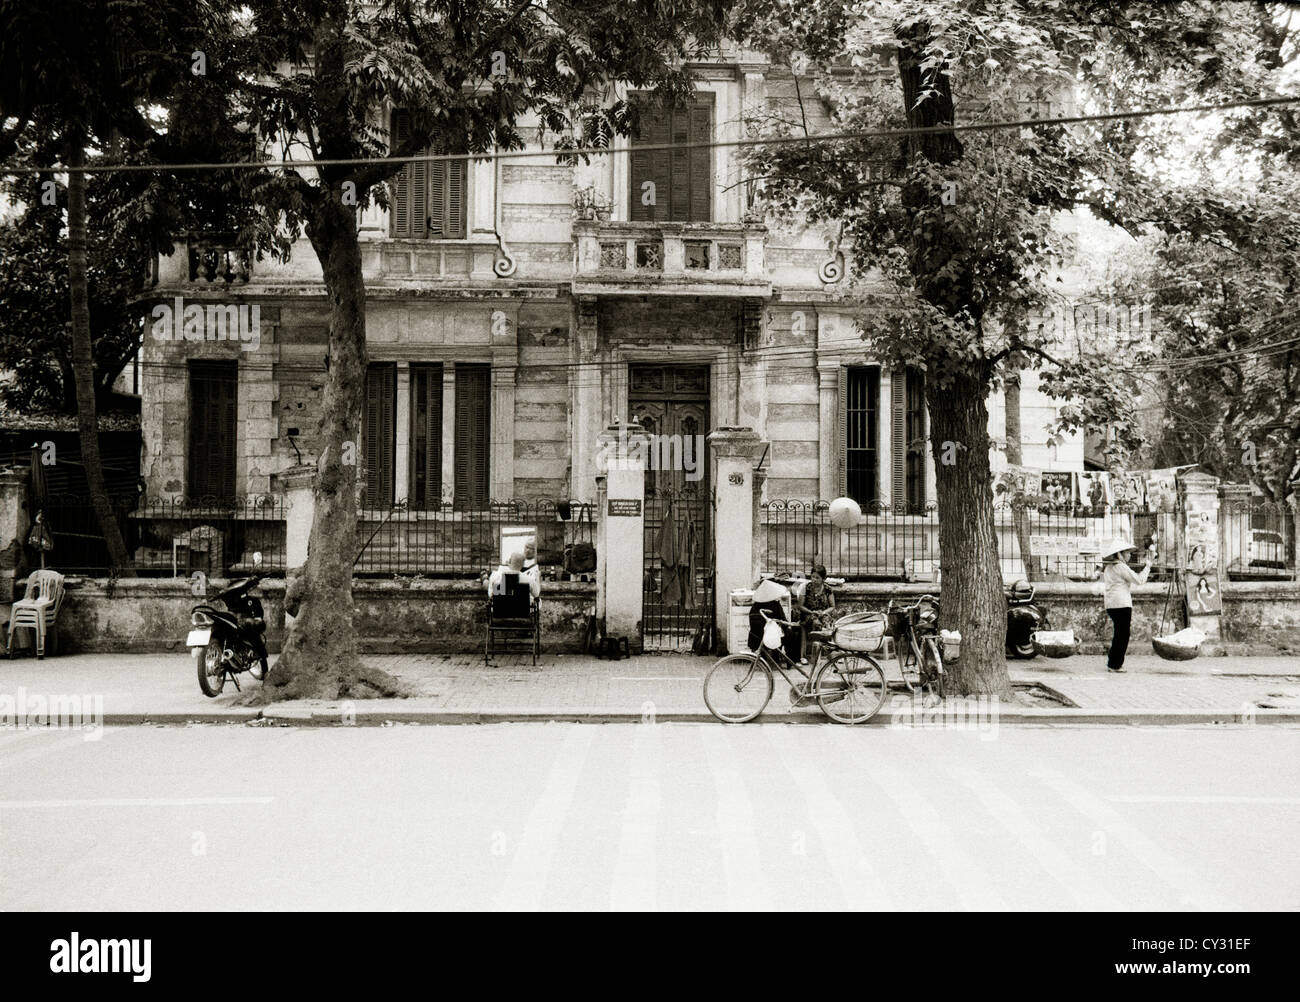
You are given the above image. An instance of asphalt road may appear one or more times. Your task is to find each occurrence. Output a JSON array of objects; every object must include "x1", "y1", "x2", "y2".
[{"x1": 1, "y1": 722, "x2": 1296, "y2": 910}]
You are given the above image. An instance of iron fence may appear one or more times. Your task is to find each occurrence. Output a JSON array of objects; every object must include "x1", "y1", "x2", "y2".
[
  {"x1": 32, "y1": 493, "x2": 287, "y2": 577},
  {"x1": 353, "y1": 499, "x2": 598, "y2": 577},
  {"x1": 760, "y1": 497, "x2": 1292, "y2": 583}
]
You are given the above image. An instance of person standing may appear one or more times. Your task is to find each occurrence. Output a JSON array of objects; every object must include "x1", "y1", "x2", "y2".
[{"x1": 1100, "y1": 539, "x2": 1152, "y2": 672}]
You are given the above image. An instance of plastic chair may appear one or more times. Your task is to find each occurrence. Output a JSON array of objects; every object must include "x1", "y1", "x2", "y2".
[{"x1": 7, "y1": 569, "x2": 66, "y2": 659}]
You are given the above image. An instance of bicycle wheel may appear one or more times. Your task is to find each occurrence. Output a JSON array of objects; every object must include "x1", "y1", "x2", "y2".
[
  {"x1": 703, "y1": 653, "x2": 774, "y2": 723},
  {"x1": 921, "y1": 637, "x2": 946, "y2": 701},
  {"x1": 814, "y1": 652, "x2": 887, "y2": 724}
]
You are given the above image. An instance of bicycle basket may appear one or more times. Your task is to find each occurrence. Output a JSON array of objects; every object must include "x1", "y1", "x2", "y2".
[{"x1": 833, "y1": 612, "x2": 888, "y2": 653}]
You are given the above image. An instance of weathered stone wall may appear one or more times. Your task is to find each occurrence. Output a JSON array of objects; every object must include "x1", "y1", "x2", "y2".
[{"x1": 44, "y1": 577, "x2": 596, "y2": 655}]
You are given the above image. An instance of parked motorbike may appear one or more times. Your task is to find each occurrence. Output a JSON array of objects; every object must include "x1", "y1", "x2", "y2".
[
  {"x1": 1005, "y1": 579, "x2": 1049, "y2": 658},
  {"x1": 189, "y1": 553, "x2": 270, "y2": 697}
]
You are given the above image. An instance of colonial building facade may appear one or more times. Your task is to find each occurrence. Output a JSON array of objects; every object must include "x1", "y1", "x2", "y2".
[{"x1": 140, "y1": 47, "x2": 1081, "y2": 529}]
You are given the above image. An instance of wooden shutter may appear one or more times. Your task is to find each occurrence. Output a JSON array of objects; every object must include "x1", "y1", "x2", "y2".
[
  {"x1": 391, "y1": 110, "x2": 430, "y2": 238},
  {"x1": 363, "y1": 364, "x2": 396, "y2": 509},
  {"x1": 188, "y1": 361, "x2": 238, "y2": 503},
  {"x1": 906, "y1": 370, "x2": 927, "y2": 511},
  {"x1": 688, "y1": 103, "x2": 713, "y2": 222},
  {"x1": 630, "y1": 104, "x2": 672, "y2": 222},
  {"x1": 409, "y1": 363, "x2": 444, "y2": 510},
  {"x1": 443, "y1": 155, "x2": 467, "y2": 238},
  {"x1": 890, "y1": 369, "x2": 907, "y2": 512},
  {"x1": 454, "y1": 364, "x2": 491, "y2": 510}
]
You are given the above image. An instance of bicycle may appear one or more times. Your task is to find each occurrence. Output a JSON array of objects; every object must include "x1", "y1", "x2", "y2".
[
  {"x1": 885, "y1": 594, "x2": 947, "y2": 702},
  {"x1": 702, "y1": 610, "x2": 888, "y2": 724}
]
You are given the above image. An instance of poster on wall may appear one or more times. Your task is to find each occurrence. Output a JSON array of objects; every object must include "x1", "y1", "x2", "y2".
[
  {"x1": 1076, "y1": 471, "x2": 1110, "y2": 515},
  {"x1": 1108, "y1": 471, "x2": 1147, "y2": 512},
  {"x1": 1039, "y1": 471, "x2": 1076, "y2": 512},
  {"x1": 994, "y1": 465, "x2": 1037, "y2": 504},
  {"x1": 1145, "y1": 468, "x2": 1179, "y2": 513},
  {"x1": 1185, "y1": 569, "x2": 1223, "y2": 615}
]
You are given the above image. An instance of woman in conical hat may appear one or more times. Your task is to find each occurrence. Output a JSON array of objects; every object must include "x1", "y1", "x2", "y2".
[{"x1": 1099, "y1": 538, "x2": 1152, "y2": 673}]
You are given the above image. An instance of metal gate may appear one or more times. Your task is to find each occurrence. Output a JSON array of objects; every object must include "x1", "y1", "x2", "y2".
[
  {"x1": 631, "y1": 364, "x2": 712, "y2": 652},
  {"x1": 642, "y1": 485, "x2": 713, "y2": 652}
]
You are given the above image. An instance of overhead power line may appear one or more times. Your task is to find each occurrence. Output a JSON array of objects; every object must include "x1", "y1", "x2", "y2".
[{"x1": 8, "y1": 95, "x2": 1299, "y2": 175}]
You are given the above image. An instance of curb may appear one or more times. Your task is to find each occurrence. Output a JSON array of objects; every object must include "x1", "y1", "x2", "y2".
[{"x1": 86, "y1": 707, "x2": 1300, "y2": 727}]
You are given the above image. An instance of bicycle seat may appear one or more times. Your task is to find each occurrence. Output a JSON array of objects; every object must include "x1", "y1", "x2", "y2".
[{"x1": 809, "y1": 629, "x2": 834, "y2": 643}]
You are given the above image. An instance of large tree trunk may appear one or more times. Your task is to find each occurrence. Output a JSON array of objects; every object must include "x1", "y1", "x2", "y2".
[
  {"x1": 66, "y1": 136, "x2": 134, "y2": 576},
  {"x1": 1004, "y1": 367, "x2": 1040, "y2": 581},
  {"x1": 929, "y1": 371, "x2": 1012, "y2": 697},
  {"x1": 264, "y1": 197, "x2": 406, "y2": 700}
]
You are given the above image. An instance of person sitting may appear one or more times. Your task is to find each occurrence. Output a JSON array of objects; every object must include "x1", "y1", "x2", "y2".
[
  {"x1": 522, "y1": 541, "x2": 538, "y2": 575},
  {"x1": 747, "y1": 575, "x2": 801, "y2": 662},
  {"x1": 793, "y1": 562, "x2": 836, "y2": 664},
  {"x1": 488, "y1": 552, "x2": 540, "y2": 599}
]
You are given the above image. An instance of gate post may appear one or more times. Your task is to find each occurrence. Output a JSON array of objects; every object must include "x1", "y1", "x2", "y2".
[
  {"x1": 709, "y1": 427, "x2": 763, "y2": 647},
  {"x1": 596, "y1": 423, "x2": 647, "y2": 647},
  {"x1": 1179, "y1": 470, "x2": 1222, "y2": 642}
]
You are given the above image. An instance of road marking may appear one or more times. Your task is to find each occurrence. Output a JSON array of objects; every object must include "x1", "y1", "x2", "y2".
[
  {"x1": 1108, "y1": 795, "x2": 1300, "y2": 805},
  {"x1": 1031, "y1": 767, "x2": 1231, "y2": 911},
  {"x1": 769, "y1": 726, "x2": 899, "y2": 910},
  {"x1": 832, "y1": 729, "x2": 1010, "y2": 911},
  {"x1": 942, "y1": 761, "x2": 1125, "y2": 910},
  {"x1": 493, "y1": 724, "x2": 595, "y2": 912},
  {"x1": 609, "y1": 723, "x2": 661, "y2": 911},
  {"x1": 0, "y1": 796, "x2": 274, "y2": 808},
  {"x1": 699, "y1": 727, "x2": 774, "y2": 911}
]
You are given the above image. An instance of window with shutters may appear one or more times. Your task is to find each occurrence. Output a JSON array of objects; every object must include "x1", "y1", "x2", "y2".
[
  {"x1": 409, "y1": 363, "x2": 444, "y2": 510},
  {"x1": 841, "y1": 366, "x2": 879, "y2": 505},
  {"x1": 629, "y1": 94, "x2": 713, "y2": 222},
  {"x1": 453, "y1": 364, "x2": 491, "y2": 511},
  {"x1": 187, "y1": 361, "x2": 238, "y2": 503},
  {"x1": 390, "y1": 109, "x2": 467, "y2": 239},
  {"x1": 362, "y1": 364, "x2": 396, "y2": 509},
  {"x1": 889, "y1": 368, "x2": 927, "y2": 513}
]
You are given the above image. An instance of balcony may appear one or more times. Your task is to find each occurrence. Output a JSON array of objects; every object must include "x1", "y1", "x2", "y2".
[{"x1": 573, "y1": 220, "x2": 770, "y2": 298}]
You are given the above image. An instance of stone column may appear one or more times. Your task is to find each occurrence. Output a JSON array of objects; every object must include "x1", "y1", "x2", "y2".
[
  {"x1": 571, "y1": 295, "x2": 602, "y2": 503},
  {"x1": 596, "y1": 423, "x2": 647, "y2": 646},
  {"x1": 440, "y1": 366, "x2": 457, "y2": 505},
  {"x1": 817, "y1": 360, "x2": 838, "y2": 500},
  {"x1": 0, "y1": 468, "x2": 30, "y2": 602},
  {"x1": 594, "y1": 473, "x2": 607, "y2": 622},
  {"x1": 709, "y1": 426, "x2": 762, "y2": 643},
  {"x1": 1218, "y1": 481, "x2": 1252, "y2": 580},
  {"x1": 751, "y1": 464, "x2": 768, "y2": 583},
  {"x1": 490, "y1": 343, "x2": 517, "y2": 500},
  {"x1": 394, "y1": 361, "x2": 411, "y2": 503}
]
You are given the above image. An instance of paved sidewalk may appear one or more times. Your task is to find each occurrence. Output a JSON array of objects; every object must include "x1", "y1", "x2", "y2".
[{"x1": 0, "y1": 649, "x2": 1297, "y2": 725}]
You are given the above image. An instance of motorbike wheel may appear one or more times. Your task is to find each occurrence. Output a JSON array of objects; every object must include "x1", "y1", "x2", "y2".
[
  {"x1": 196, "y1": 638, "x2": 226, "y2": 697},
  {"x1": 1009, "y1": 640, "x2": 1037, "y2": 659}
]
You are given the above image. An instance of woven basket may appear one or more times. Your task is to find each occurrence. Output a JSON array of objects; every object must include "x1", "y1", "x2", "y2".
[{"x1": 1152, "y1": 636, "x2": 1201, "y2": 661}]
